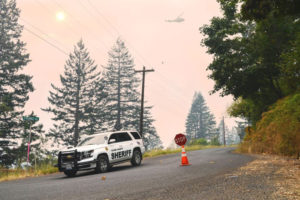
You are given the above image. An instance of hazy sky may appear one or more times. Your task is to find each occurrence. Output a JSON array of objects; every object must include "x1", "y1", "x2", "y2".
[{"x1": 18, "y1": 0, "x2": 235, "y2": 147}]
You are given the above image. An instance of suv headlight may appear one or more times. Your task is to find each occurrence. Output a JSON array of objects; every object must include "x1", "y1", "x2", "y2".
[{"x1": 81, "y1": 150, "x2": 94, "y2": 159}]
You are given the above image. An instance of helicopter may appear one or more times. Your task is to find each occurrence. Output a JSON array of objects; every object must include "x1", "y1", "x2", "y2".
[{"x1": 165, "y1": 13, "x2": 185, "y2": 23}]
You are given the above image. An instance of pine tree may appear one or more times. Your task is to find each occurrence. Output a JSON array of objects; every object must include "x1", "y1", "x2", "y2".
[
  {"x1": 142, "y1": 107, "x2": 163, "y2": 150},
  {"x1": 103, "y1": 38, "x2": 162, "y2": 150},
  {"x1": 185, "y1": 92, "x2": 217, "y2": 142},
  {"x1": 43, "y1": 40, "x2": 106, "y2": 146},
  {"x1": 0, "y1": 0, "x2": 34, "y2": 166}
]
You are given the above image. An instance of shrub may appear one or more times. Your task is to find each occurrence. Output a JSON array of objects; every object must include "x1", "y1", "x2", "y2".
[
  {"x1": 240, "y1": 93, "x2": 300, "y2": 157},
  {"x1": 189, "y1": 138, "x2": 208, "y2": 146},
  {"x1": 210, "y1": 137, "x2": 221, "y2": 146}
]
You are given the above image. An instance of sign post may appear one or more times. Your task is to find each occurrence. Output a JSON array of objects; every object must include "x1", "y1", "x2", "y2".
[
  {"x1": 23, "y1": 116, "x2": 39, "y2": 165},
  {"x1": 174, "y1": 133, "x2": 190, "y2": 166}
]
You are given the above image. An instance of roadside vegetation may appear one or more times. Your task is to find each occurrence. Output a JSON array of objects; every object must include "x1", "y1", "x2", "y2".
[
  {"x1": 201, "y1": 0, "x2": 300, "y2": 158},
  {"x1": 144, "y1": 145, "x2": 222, "y2": 158},
  {"x1": 144, "y1": 138, "x2": 225, "y2": 158},
  {"x1": 0, "y1": 163, "x2": 58, "y2": 182},
  {"x1": 238, "y1": 93, "x2": 300, "y2": 157}
]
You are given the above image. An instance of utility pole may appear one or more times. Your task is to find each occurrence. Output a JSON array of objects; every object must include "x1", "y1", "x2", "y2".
[
  {"x1": 135, "y1": 66, "x2": 154, "y2": 137},
  {"x1": 222, "y1": 116, "x2": 226, "y2": 146}
]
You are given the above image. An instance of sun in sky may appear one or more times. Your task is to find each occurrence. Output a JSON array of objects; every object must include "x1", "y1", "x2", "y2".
[{"x1": 56, "y1": 11, "x2": 65, "y2": 21}]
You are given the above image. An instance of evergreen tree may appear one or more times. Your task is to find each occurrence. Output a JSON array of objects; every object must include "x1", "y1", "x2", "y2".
[
  {"x1": 103, "y1": 38, "x2": 162, "y2": 150},
  {"x1": 0, "y1": 0, "x2": 34, "y2": 166},
  {"x1": 43, "y1": 40, "x2": 106, "y2": 146},
  {"x1": 185, "y1": 92, "x2": 217, "y2": 142},
  {"x1": 142, "y1": 107, "x2": 163, "y2": 150}
]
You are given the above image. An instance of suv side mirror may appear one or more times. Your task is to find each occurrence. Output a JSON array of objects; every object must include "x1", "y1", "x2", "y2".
[{"x1": 109, "y1": 138, "x2": 116, "y2": 144}]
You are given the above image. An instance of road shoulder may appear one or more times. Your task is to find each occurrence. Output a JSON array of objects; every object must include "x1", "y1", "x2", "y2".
[
  {"x1": 121, "y1": 154, "x2": 300, "y2": 200},
  {"x1": 191, "y1": 154, "x2": 300, "y2": 200}
]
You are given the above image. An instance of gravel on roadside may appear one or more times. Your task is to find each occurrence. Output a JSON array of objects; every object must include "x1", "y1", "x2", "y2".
[{"x1": 119, "y1": 154, "x2": 300, "y2": 200}]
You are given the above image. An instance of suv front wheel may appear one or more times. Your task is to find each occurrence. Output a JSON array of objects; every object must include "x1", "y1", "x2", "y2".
[
  {"x1": 64, "y1": 170, "x2": 77, "y2": 177},
  {"x1": 95, "y1": 155, "x2": 109, "y2": 173},
  {"x1": 131, "y1": 149, "x2": 142, "y2": 166}
]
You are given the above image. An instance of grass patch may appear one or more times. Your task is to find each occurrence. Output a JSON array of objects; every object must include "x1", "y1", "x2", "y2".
[
  {"x1": 144, "y1": 145, "x2": 227, "y2": 158},
  {"x1": 0, "y1": 164, "x2": 58, "y2": 182}
]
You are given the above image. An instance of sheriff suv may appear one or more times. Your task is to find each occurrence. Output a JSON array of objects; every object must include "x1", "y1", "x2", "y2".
[{"x1": 57, "y1": 131, "x2": 145, "y2": 177}]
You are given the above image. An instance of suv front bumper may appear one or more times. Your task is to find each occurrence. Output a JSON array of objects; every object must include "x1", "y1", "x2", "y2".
[{"x1": 58, "y1": 151, "x2": 96, "y2": 171}]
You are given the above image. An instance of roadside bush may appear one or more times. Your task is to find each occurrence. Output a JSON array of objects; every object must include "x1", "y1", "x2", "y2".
[
  {"x1": 240, "y1": 93, "x2": 300, "y2": 157},
  {"x1": 189, "y1": 138, "x2": 208, "y2": 146},
  {"x1": 209, "y1": 137, "x2": 221, "y2": 146}
]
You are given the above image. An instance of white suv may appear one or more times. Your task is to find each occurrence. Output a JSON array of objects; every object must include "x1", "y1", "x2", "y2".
[{"x1": 57, "y1": 131, "x2": 145, "y2": 177}]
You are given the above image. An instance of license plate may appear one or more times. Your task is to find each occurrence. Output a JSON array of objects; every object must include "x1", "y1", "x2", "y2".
[{"x1": 66, "y1": 164, "x2": 72, "y2": 170}]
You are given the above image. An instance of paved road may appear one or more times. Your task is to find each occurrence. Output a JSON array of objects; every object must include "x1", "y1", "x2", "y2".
[{"x1": 0, "y1": 148, "x2": 253, "y2": 200}]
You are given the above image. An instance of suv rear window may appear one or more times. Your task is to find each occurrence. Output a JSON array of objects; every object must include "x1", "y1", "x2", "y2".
[
  {"x1": 118, "y1": 132, "x2": 132, "y2": 142},
  {"x1": 130, "y1": 132, "x2": 141, "y2": 139}
]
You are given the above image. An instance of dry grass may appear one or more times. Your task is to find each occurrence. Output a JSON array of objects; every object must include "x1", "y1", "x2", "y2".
[
  {"x1": 228, "y1": 154, "x2": 300, "y2": 200},
  {"x1": 144, "y1": 145, "x2": 230, "y2": 158},
  {"x1": 0, "y1": 165, "x2": 58, "y2": 182}
]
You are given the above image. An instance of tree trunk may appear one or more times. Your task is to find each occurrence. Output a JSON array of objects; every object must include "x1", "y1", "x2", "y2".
[
  {"x1": 115, "y1": 54, "x2": 121, "y2": 130},
  {"x1": 74, "y1": 58, "x2": 81, "y2": 146}
]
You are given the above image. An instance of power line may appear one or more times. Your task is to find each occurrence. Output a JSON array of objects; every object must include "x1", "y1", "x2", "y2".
[
  {"x1": 85, "y1": 1, "x2": 192, "y2": 103},
  {"x1": 78, "y1": 0, "x2": 117, "y2": 40},
  {"x1": 20, "y1": 18, "x2": 70, "y2": 53},
  {"x1": 52, "y1": 0, "x2": 110, "y2": 52},
  {"x1": 34, "y1": 0, "x2": 110, "y2": 55},
  {"x1": 86, "y1": 0, "x2": 120, "y2": 36},
  {"x1": 23, "y1": 27, "x2": 68, "y2": 56},
  {"x1": 30, "y1": 0, "x2": 193, "y2": 112}
]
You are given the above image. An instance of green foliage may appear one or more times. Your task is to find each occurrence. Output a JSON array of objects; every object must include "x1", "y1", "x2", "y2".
[
  {"x1": 201, "y1": 0, "x2": 300, "y2": 124},
  {"x1": 279, "y1": 33, "x2": 300, "y2": 95},
  {"x1": 185, "y1": 92, "x2": 217, "y2": 141},
  {"x1": 241, "y1": 0, "x2": 300, "y2": 21},
  {"x1": 228, "y1": 97, "x2": 261, "y2": 125},
  {"x1": 189, "y1": 138, "x2": 208, "y2": 146},
  {"x1": 209, "y1": 137, "x2": 221, "y2": 146},
  {"x1": 0, "y1": 0, "x2": 34, "y2": 166},
  {"x1": 203, "y1": 0, "x2": 300, "y2": 156},
  {"x1": 144, "y1": 145, "x2": 223, "y2": 158},
  {"x1": 241, "y1": 93, "x2": 300, "y2": 157}
]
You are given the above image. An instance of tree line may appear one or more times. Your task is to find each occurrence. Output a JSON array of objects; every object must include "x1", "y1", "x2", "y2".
[
  {"x1": 0, "y1": 0, "x2": 162, "y2": 167},
  {"x1": 185, "y1": 92, "x2": 241, "y2": 146}
]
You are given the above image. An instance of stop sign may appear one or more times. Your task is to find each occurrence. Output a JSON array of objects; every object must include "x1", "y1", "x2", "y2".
[{"x1": 174, "y1": 133, "x2": 187, "y2": 146}]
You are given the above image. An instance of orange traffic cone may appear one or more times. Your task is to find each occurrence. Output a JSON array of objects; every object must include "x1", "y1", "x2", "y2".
[{"x1": 181, "y1": 145, "x2": 190, "y2": 166}]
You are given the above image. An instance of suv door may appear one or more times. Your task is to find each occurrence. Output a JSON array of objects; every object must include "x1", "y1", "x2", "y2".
[
  {"x1": 108, "y1": 132, "x2": 133, "y2": 163},
  {"x1": 117, "y1": 132, "x2": 134, "y2": 161}
]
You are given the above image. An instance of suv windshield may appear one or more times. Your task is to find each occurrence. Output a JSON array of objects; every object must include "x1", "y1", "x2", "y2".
[{"x1": 78, "y1": 134, "x2": 107, "y2": 146}]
